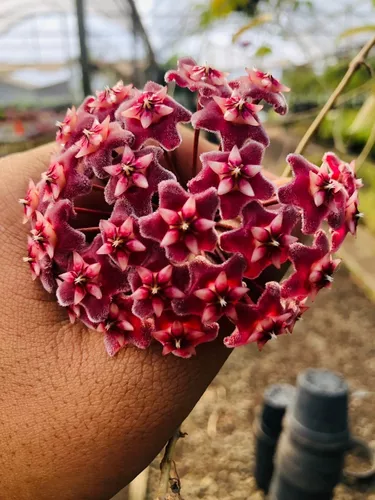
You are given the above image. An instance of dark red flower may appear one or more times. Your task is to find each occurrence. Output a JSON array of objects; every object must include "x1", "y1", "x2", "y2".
[
  {"x1": 172, "y1": 254, "x2": 248, "y2": 323},
  {"x1": 130, "y1": 264, "x2": 187, "y2": 318},
  {"x1": 188, "y1": 142, "x2": 274, "y2": 219},
  {"x1": 230, "y1": 68, "x2": 290, "y2": 115},
  {"x1": 331, "y1": 193, "x2": 363, "y2": 251},
  {"x1": 153, "y1": 312, "x2": 218, "y2": 358},
  {"x1": 220, "y1": 201, "x2": 299, "y2": 278},
  {"x1": 281, "y1": 230, "x2": 341, "y2": 300},
  {"x1": 117, "y1": 82, "x2": 191, "y2": 150},
  {"x1": 139, "y1": 180, "x2": 218, "y2": 263},
  {"x1": 278, "y1": 154, "x2": 347, "y2": 234},
  {"x1": 191, "y1": 90, "x2": 269, "y2": 151}
]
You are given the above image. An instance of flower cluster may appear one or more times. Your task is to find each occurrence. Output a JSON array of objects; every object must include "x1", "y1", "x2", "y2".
[{"x1": 22, "y1": 58, "x2": 362, "y2": 358}]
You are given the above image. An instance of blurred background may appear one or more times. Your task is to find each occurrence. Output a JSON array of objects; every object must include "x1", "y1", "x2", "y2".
[{"x1": 1, "y1": 1, "x2": 374, "y2": 499}]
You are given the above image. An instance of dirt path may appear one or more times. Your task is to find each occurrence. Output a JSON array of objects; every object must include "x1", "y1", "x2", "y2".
[{"x1": 146, "y1": 268, "x2": 375, "y2": 499}]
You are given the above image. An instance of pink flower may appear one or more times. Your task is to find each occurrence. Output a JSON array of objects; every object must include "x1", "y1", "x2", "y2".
[
  {"x1": 278, "y1": 154, "x2": 347, "y2": 234},
  {"x1": 75, "y1": 116, "x2": 111, "y2": 158},
  {"x1": 96, "y1": 145, "x2": 174, "y2": 215},
  {"x1": 173, "y1": 254, "x2": 248, "y2": 324},
  {"x1": 139, "y1": 180, "x2": 218, "y2": 263},
  {"x1": 165, "y1": 57, "x2": 229, "y2": 92},
  {"x1": 97, "y1": 296, "x2": 153, "y2": 356},
  {"x1": 30, "y1": 211, "x2": 57, "y2": 259},
  {"x1": 23, "y1": 236, "x2": 42, "y2": 280},
  {"x1": 153, "y1": 312, "x2": 218, "y2": 358},
  {"x1": 97, "y1": 217, "x2": 146, "y2": 271},
  {"x1": 117, "y1": 82, "x2": 191, "y2": 150},
  {"x1": 56, "y1": 106, "x2": 78, "y2": 146},
  {"x1": 323, "y1": 152, "x2": 363, "y2": 196},
  {"x1": 230, "y1": 68, "x2": 290, "y2": 115},
  {"x1": 220, "y1": 201, "x2": 299, "y2": 278},
  {"x1": 224, "y1": 282, "x2": 292, "y2": 350},
  {"x1": 191, "y1": 91, "x2": 269, "y2": 151},
  {"x1": 283, "y1": 298, "x2": 309, "y2": 333},
  {"x1": 19, "y1": 179, "x2": 39, "y2": 223},
  {"x1": 103, "y1": 145, "x2": 152, "y2": 197},
  {"x1": 281, "y1": 230, "x2": 341, "y2": 300},
  {"x1": 331, "y1": 193, "x2": 363, "y2": 251},
  {"x1": 130, "y1": 264, "x2": 187, "y2": 318},
  {"x1": 188, "y1": 142, "x2": 274, "y2": 219},
  {"x1": 57, "y1": 252, "x2": 102, "y2": 306},
  {"x1": 87, "y1": 81, "x2": 133, "y2": 112},
  {"x1": 40, "y1": 162, "x2": 66, "y2": 201}
]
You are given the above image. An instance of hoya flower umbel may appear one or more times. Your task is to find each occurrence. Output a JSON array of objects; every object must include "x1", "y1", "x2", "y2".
[
  {"x1": 19, "y1": 180, "x2": 39, "y2": 223},
  {"x1": 97, "y1": 217, "x2": 146, "y2": 271},
  {"x1": 153, "y1": 313, "x2": 218, "y2": 358},
  {"x1": 75, "y1": 116, "x2": 111, "y2": 158},
  {"x1": 189, "y1": 142, "x2": 274, "y2": 219},
  {"x1": 30, "y1": 211, "x2": 57, "y2": 259},
  {"x1": 139, "y1": 180, "x2": 218, "y2": 263},
  {"x1": 57, "y1": 252, "x2": 102, "y2": 306},
  {"x1": 131, "y1": 265, "x2": 185, "y2": 318},
  {"x1": 103, "y1": 146, "x2": 153, "y2": 197}
]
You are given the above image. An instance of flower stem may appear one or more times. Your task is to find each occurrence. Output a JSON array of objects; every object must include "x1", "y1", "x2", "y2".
[
  {"x1": 356, "y1": 119, "x2": 375, "y2": 171},
  {"x1": 77, "y1": 226, "x2": 100, "y2": 232},
  {"x1": 163, "y1": 150, "x2": 178, "y2": 178},
  {"x1": 192, "y1": 128, "x2": 200, "y2": 178},
  {"x1": 157, "y1": 428, "x2": 185, "y2": 499},
  {"x1": 282, "y1": 33, "x2": 375, "y2": 177},
  {"x1": 92, "y1": 183, "x2": 105, "y2": 191},
  {"x1": 262, "y1": 195, "x2": 279, "y2": 207},
  {"x1": 75, "y1": 207, "x2": 111, "y2": 216}
]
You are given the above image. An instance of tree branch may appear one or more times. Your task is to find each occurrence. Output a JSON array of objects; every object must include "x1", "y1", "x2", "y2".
[{"x1": 282, "y1": 34, "x2": 375, "y2": 177}]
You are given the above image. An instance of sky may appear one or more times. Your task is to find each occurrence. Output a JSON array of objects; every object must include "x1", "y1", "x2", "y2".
[{"x1": 0, "y1": 0, "x2": 374, "y2": 87}]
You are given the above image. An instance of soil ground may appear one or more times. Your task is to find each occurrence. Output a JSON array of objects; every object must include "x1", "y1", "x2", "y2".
[{"x1": 146, "y1": 268, "x2": 375, "y2": 499}]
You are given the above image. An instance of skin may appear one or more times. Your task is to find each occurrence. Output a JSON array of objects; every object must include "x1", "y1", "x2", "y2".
[{"x1": 0, "y1": 128, "x2": 286, "y2": 500}]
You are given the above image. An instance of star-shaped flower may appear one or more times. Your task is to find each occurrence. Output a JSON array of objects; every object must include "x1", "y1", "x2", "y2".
[
  {"x1": 230, "y1": 68, "x2": 290, "y2": 115},
  {"x1": 102, "y1": 145, "x2": 175, "y2": 214},
  {"x1": 165, "y1": 57, "x2": 229, "y2": 91},
  {"x1": 139, "y1": 180, "x2": 218, "y2": 263},
  {"x1": 224, "y1": 282, "x2": 292, "y2": 350},
  {"x1": 30, "y1": 211, "x2": 57, "y2": 259},
  {"x1": 323, "y1": 152, "x2": 363, "y2": 197},
  {"x1": 40, "y1": 162, "x2": 66, "y2": 201},
  {"x1": 278, "y1": 154, "x2": 347, "y2": 234},
  {"x1": 117, "y1": 82, "x2": 192, "y2": 150},
  {"x1": 153, "y1": 312, "x2": 218, "y2": 358},
  {"x1": 57, "y1": 252, "x2": 102, "y2": 306},
  {"x1": 129, "y1": 264, "x2": 187, "y2": 318},
  {"x1": 188, "y1": 142, "x2": 274, "y2": 219},
  {"x1": 97, "y1": 295, "x2": 153, "y2": 356},
  {"x1": 19, "y1": 179, "x2": 39, "y2": 223},
  {"x1": 220, "y1": 201, "x2": 299, "y2": 278},
  {"x1": 56, "y1": 106, "x2": 78, "y2": 146},
  {"x1": 281, "y1": 230, "x2": 341, "y2": 300},
  {"x1": 75, "y1": 116, "x2": 111, "y2": 158},
  {"x1": 331, "y1": 192, "x2": 363, "y2": 251},
  {"x1": 191, "y1": 89, "x2": 269, "y2": 151},
  {"x1": 87, "y1": 81, "x2": 133, "y2": 115},
  {"x1": 97, "y1": 217, "x2": 147, "y2": 271},
  {"x1": 172, "y1": 254, "x2": 248, "y2": 323},
  {"x1": 24, "y1": 237, "x2": 55, "y2": 293}
]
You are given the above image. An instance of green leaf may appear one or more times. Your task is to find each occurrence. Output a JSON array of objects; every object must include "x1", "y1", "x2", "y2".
[
  {"x1": 255, "y1": 45, "x2": 272, "y2": 57},
  {"x1": 339, "y1": 25, "x2": 375, "y2": 39},
  {"x1": 232, "y1": 13, "x2": 273, "y2": 43}
]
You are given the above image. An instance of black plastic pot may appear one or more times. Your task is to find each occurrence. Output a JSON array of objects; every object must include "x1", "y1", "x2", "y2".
[
  {"x1": 254, "y1": 383, "x2": 296, "y2": 493},
  {"x1": 269, "y1": 369, "x2": 351, "y2": 500}
]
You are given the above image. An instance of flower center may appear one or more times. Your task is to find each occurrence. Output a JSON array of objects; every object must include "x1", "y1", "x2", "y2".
[
  {"x1": 230, "y1": 164, "x2": 243, "y2": 177},
  {"x1": 150, "y1": 285, "x2": 160, "y2": 295},
  {"x1": 218, "y1": 296, "x2": 227, "y2": 307},
  {"x1": 32, "y1": 231, "x2": 45, "y2": 243},
  {"x1": 143, "y1": 98, "x2": 153, "y2": 110},
  {"x1": 121, "y1": 163, "x2": 135, "y2": 176},
  {"x1": 180, "y1": 221, "x2": 190, "y2": 231},
  {"x1": 74, "y1": 274, "x2": 88, "y2": 285},
  {"x1": 175, "y1": 338, "x2": 182, "y2": 349},
  {"x1": 111, "y1": 236, "x2": 124, "y2": 248}
]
